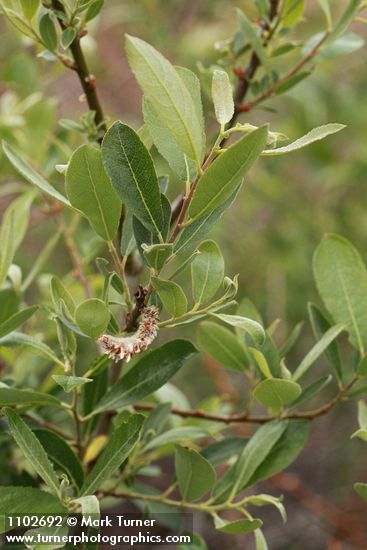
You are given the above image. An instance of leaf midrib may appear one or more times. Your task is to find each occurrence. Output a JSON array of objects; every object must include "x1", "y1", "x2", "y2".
[
  {"x1": 116, "y1": 127, "x2": 162, "y2": 237},
  {"x1": 135, "y1": 45, "x2": 200, "y2": 163}
]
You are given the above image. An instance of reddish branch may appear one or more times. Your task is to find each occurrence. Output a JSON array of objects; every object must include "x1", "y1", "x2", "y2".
[
  {"x1": 133, "y1": 375, "x2": 359, "y2": 424},
  {"x1": 50, "y1": 0, "x2": 107, "y2": 135}
]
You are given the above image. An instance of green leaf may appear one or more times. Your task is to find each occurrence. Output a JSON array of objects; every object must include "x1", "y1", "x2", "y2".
[
  {"x1": 197, "y1": 321, "x2": 248, "y2": 372},
  {"x1": 358, "y1": 400, "x2": 367, "y2": 428},
  {"x1": 313, "y1": 234, "x2": 367, "y2": 355},
  {"x1": 151, "y1": 277, "x2": 187, "y2": 317},
  {"x1": 215, "y1": 516, "x2": 262, "y2": 534},
  {"x1": 354, "y1": 482, "x2": 367, "y2": 502},
  {"x1": 0, "y1": 387, "x2": 60, "y2": 407},
  {"x1": 245, "y1": 494, "x2": 287, "y2": 523},
  {"x1": 143, "y1": 98, "x2": 197, "y2": 181},
  {"x1": 145, "y1": 427, "x2": 210, "y2": 451},
  {"x1": 201, "y1": 437, "x2": 248, "y2": 465},
  {"x1": 236, "y1": 9, "x2": 271, "y2": 70},
  {"x1": 39, "y1": 12, "x2": 58, "y2": 51},
  {"x1": 210, "y1": 313, "x2": 265, "y2": 345},
  {"x1": 329, "y1": 0, "x2": 362, "y2": 40},
  {"x1": 5, "y1": 409, "x2": 61, "y2": 498},
  {"x1": 254, "y1": 378, "x2": 302, "y2": 408},
  {"x1": 75, "y1": 299, "x2": 110, "y2": 339},
  {"x1": 52, "y1": 375, "x2": 92, "y2": 393},
  {"x1": 189, "y1": 126, "x2": 268, "y2": 220},
  {"x1": 316, "y1": 0, "x2": 332, "y2": 30},
  {"x1": 85, "y1": 0, "x2": 104, "y2": 22},
  {"x1": 120, "y1": 210, "x2": 137, "y2": 256},
  {"x1": 0, "y1": 306, "x2": 37, "y2": 338},
  {"x1": 246, "y1": 420, "x2": 310, "y2": 486},
  {"x1": 73, "y1": 495, "x2": 100, "y2": 519},
  {"x1": 81, "y1": 414, "x2": 144, "y2": 495},
  {"x1": 351, "y1": 428, "x2": 367, "y2": 442},
  {"x1": 34, "y1": 428, "x2": 84, "y2": 489},
  {"x1": 125, "y1": 35, "x2": 204, "y2": 162},
  {"x1": 2, "y1": 141, "x2": 71, "y2": 207},
  {"x1": 175, "y1": 445, "x2": 216, "y2": 502},
  {"x1": 212, "y1": 70, "x2": 234, "y2": 126},
  {"x1": 0, "y1": 332, "x2": 65, "y2": 368},
  {"x1": 66, "y1": 144, "x2": 121, "y2": 240},
  {"x1": 143, "y1": 243, "x2": 173, "y2": 272},
  {"x1": 213, "y1": 420, "x2": 287, "y2": 500},
  {"x1": 191, "y1": 240, "x2": 224, "y2": 306},
  {"x1": 102, "y1": 121, "x2": 163, "y2": 236},
  {"x1": 274, "y1": 71, "x2": 311, "y2": 94},
  {"x1": 0, "y1": 212, "x2": 15, "y2": 288},
  {"x1": 262, "y1": 124, "x2": 345, "y2": 156},
  {"x1": 93, "y1": 340, "x2": 197, "y2": 414},
  {"x1": 307, "y1": 32, "x2": 364, "y2": 60},
  {"x1": 0, "y1": 487, "x2": 66, "y2": 534},
  {"x1": 61, "y1": 27, "x2": 76, "y2": 49},
  {"x1": 308, "y1": 303, "x2": 343, "y2": 381},
  {"x1": 249, "y1": 347, "x2": 273, "y2": 379},
  {"x1": 20, "y1": 0, "x2": 40, "y2": 20},
  {"x1": 255, "y1": 529, "x2": 269, "y2": 550},
  {"x1": 287, "y1": 375, "x2": 332, "y2": 409},
  {"x1": 174, "y1": 185, "x2": 240, "y2": 256},
  {"x1": 282, "y1": 0, "x2": 305, "y2": 27},
  {"x1": 50, "y1": 276, "x2": 76, "y2": 317},
  {"x1": 292, "y1": 324, "x2": 345, "y2": 381}
]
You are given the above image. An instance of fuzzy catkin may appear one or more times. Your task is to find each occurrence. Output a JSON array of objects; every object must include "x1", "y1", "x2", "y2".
[{"x1": 98, "y1": 306, "x2": 159, "y2": 362}]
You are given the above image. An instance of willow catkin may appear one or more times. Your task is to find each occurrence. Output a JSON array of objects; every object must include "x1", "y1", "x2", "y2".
[{"x1": 98, "y1": 306, "x2": 159, "y2": 363}]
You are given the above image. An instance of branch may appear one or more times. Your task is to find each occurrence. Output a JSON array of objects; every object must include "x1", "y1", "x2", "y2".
[
  {"x1": 133, "y1": 375, "x2": 359, "y2": 424},
  {"x1": 249, "y1": 33, "x2": 329, "y2": 109},
  {"x1": 230, "y1": 0, "x2": 281, "y2": 124},
  {"x1": 170, "y1": 0, "x2": 281, "y2": 224},
  {"x1": 50, "y1": 0, "x2": 107, "y2": 136}
]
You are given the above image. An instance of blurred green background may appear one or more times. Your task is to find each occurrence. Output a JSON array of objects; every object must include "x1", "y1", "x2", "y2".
[{"x1": 1, "y1": 1, "x2": 367, "y2": 548}]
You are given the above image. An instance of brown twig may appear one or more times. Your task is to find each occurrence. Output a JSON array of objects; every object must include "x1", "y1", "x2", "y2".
[
  {"x1": 50, "y1": 0, "x2": 107, "y2": 136},
  {"x1": 170, "y1": 0, "x2": 281, "y2": 225},
  {"x1": 249, "y1": 32, "x2": 329, "y2": 109},
  {"x1": 133, "y1": 375, "x2": 359, "y2": 424}
]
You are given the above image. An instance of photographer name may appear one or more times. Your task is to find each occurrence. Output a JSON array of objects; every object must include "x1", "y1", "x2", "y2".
[{"x1": 81, "y1": 515, "x2": 156, "y2": 528}]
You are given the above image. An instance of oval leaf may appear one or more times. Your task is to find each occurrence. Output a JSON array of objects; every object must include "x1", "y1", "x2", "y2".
[
  {"x1": 212, "y1": 69, "x2": 234, "y2": 126},
  {"x1": 151, "y1": 277, "x2": 187, "y2": 318},
  {"x1": 125, "y1": 35, "x2": 204, "y2": 162},
  {"x1": 191, "y1": 240, "x2": 224, "y2": 305},
  {"x1": 254, "y1": 378, "x2": 302, "y2": 408},
  {"x1": 175, "y1": 445, "x2": 216, "y2": 502},
  {"x1": 197, "y1": 321, "x2": 248, "y2": 372},
  {"x1": 189, "y1": 125, "x2": 268, "y2": 221},
  {"x1": 93, "y1": 340, "x2": 197, "y2": 415},
  {"x1": 75, "y1": 299, "x2": 110, "y2": 339},
  {"x1": 313, "y1": 234, "x2": 367, "y2": 355},
  {"x1": 66, "y1": 144, "x2": 121, "y2": 240}
]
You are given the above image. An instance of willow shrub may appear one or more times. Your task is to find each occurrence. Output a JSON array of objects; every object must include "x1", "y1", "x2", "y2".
[{"x1": 0, "y1": 0, "x2": 367, "y2": 547}]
